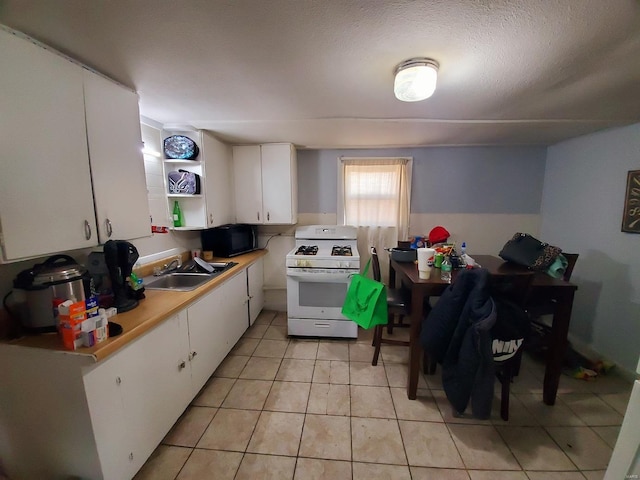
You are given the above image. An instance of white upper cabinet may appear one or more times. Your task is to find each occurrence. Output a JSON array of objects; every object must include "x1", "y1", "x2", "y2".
[
  {"x1": 0, "y1": 29, "x2": 97, "y2": 261},
  {"x1": 0, "y1": 29, "x2": 152, "y2": 262},
  {"x1": 162, "y1": 129, "x2": 233, "y2": 230},
  {"x1": 202, "y1": 132, "x2": 234, "y2": 228},
  {"x1": 232, "y1": 145, "x2": 263, "y2": 223},
  {"x1": 83, "y1": 69, "x2": 151, "y2": 243},
  {"x1": 233, "y1": 143, "x2": 297, "y2": 224}
]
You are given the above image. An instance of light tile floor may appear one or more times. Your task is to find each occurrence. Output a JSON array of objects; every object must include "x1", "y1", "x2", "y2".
[{"x1": 135, "y1": 310, "x2": 632, "y2": 480}]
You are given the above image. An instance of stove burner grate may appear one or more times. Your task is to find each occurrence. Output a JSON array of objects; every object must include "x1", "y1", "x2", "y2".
[
  {"x1": 331, "y1": 245, "x2": 353, "y2": 256},
  {"x1": 295, "y1": 245, "x2": 318, "y2": 255}
]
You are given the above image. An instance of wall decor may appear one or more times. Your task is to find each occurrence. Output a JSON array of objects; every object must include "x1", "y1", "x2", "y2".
[{"x1": 621, "y1": 169, "x2": 640, "y2": 233}]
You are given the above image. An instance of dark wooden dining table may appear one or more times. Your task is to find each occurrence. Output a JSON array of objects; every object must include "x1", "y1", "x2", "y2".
[{"x1": 389, "y1": 254, "x2": 578, "y2": 405}]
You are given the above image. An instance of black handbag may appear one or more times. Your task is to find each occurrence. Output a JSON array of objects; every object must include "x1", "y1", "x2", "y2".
[
  {"x1": 499, "y1": 233, "x2": 562, "y2": 271},
  {"x1": 168, "y1": 169, "x2": 201, "y2": 194}
]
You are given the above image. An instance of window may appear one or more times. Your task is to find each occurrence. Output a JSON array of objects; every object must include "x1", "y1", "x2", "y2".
[{"x1": 338, "y1": 157, "x2": 411, "y2": 240}]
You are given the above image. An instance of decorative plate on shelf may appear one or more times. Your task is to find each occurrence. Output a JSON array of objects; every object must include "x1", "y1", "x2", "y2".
[{"x1": 163, "y1": 135, "x2": 199, "y2": 160}]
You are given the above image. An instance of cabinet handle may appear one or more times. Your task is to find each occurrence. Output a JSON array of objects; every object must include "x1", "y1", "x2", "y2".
[
  {"x1": 209, "y1": 213, "x2": 213, "y2": 225},
  {"x1": 105, "y1": 218, "x2": 113, "y2": 238},
  {"x1": 257, "y1": 212, "x2": 260, "y2": 221},
  {"x1": 189, "y1": 350, "x2": 198, "y2": 361},
  {"x1": 129, "y1": 452, "x2": 134, "y2": 461},
  {"x1": 84, "y1": 220, "x2": 92, "y2": 240},
  {"x1": 178, "y1": 360, "x2": 186, "y2": 370},
  {"x1": 116, "y1": 376, "x2": 122, "y2": 385},
  {"x1": 267, "y1": 212, "x2": 270, "y2": 221}
]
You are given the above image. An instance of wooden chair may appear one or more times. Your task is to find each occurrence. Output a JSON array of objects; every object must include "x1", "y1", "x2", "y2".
[
  {"x1": 370, "y1": 247, "x2": 412, "y2": 366},
  {"x1": 489, "y1": 272, "x2": 535, "y2": 421}
]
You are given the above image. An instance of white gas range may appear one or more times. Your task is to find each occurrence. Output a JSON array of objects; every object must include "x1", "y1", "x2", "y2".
[{"x1": 286, "y1": 225, "x2": 360, "y2": 338}]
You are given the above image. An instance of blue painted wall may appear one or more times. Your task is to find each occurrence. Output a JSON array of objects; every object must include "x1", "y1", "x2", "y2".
[
  {"x1": 542, "y1": 123, "x2": 640, "y2": 372},
  {"x1": 297, "y1": 146, "x2": 547, "y2": 214}
]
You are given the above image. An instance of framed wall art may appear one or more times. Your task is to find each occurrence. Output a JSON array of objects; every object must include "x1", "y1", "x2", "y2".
[{"x1": 621, "y1": 169, "x2": 640, "y2": 233}]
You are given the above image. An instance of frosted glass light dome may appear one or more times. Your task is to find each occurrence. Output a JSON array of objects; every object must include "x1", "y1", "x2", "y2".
[{"x1": 394, "y1": 59, "x2": 439, "y2": 102}]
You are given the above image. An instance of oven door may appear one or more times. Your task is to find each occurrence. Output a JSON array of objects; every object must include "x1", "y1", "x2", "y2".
[{"x1": 286, "y1": 269, "x2": 354, "y2": 320}]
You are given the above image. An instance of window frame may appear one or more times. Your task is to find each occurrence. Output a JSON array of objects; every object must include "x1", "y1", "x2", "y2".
[{"x1": 337, "y1": 156, "x2": 412, "y2": 227}]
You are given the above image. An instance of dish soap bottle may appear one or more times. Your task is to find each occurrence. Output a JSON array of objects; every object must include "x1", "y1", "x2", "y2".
[
  {"x1": 441, "y1": 255, "x2": 452, "y2": 283},
  {"x1": 172, "y1": 200, "x2": 184, "y2": 228}
]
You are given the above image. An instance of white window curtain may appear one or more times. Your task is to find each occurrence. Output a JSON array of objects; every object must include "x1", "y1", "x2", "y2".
[{"x1": 338, "y1": 157, "x2": 412, "y2": 280}]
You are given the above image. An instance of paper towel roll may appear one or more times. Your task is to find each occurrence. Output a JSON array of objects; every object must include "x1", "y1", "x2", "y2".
[{"x1": 417, "y1": 247, "x2": 436, "y2": 270}]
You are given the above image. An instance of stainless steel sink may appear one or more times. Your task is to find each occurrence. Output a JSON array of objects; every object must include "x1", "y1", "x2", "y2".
[
  {"x1": 144, "y1": 262, "x2": 237, "y2": 291},
  {"x1": 145, "y1": 273, "x2": 217, "y2": 291}
]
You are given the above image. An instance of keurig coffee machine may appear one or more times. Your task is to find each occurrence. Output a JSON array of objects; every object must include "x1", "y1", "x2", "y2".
[{"x1": 103, "y1": 240, "x2": 143, "y2": 313}]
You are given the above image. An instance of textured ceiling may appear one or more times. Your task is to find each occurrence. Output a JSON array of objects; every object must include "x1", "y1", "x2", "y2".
[{"x1": 1, "y1": 0, "x2": 640, "y2": 148}]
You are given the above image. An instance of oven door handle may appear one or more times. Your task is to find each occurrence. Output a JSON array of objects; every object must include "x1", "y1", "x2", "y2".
[{"x1": 287, "y1": 272, "x2": 353, "y2": 283}]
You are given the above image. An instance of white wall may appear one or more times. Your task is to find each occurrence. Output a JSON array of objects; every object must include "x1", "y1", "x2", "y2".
[{"x1": 541, "y1": 123, "x2": 640, "y2": 373}]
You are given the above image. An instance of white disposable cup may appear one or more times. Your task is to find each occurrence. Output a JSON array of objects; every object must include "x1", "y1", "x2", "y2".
[
  {"x1": 419, "y1": 267, "x2": 432, "y2": 279},
  {"x1": 418, "y1": 247, "x2": 436, "y2": 270}
]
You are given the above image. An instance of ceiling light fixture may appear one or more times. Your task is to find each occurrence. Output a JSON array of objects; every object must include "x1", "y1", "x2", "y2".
[{"x1": 393, "y1": 58, "x2": 439, "y2": 102}]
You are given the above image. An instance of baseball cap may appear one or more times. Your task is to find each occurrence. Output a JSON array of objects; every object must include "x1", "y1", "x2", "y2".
[{"x1": 428, "y1": 226, "x2": 450, "y2": 245}]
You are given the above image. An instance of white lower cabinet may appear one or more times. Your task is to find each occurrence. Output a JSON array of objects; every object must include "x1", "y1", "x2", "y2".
[
  {"x1": 188, "y1": 270, "x2": 248, "y2": 392},
  {"x1": 85, "y1": 274, "x2": 249, "y2": 479},
  {"x1": 0, "y1": 263, "x2": 257, "y2": 480},
  {"x1": 84, "y1": 313, "x2": 192, "y2": 480},
  {"x1": 248, "y1": 257, "x2": 265, "y2": 325}
]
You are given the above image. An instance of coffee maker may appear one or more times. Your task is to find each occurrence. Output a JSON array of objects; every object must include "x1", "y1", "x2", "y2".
[{"x1": 103, "y1": 240, "x2": 143, "y2": 313}]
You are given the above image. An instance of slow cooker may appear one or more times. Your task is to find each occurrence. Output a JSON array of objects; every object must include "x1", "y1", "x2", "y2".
[{"x1": 8, "y1": 255, "x2": 89, "y2": 333}]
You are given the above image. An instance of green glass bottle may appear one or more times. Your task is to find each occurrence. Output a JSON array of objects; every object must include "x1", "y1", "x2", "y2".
[{"x1": 172, "y1": 201, "x2": 183, "y2": 228}]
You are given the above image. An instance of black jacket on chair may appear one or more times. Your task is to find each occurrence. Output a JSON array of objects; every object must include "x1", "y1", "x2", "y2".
[{"x1": 420, "y1": 268, "x2": 497, "y2": 419}]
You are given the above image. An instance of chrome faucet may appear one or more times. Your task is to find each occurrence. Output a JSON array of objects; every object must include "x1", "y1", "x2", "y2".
[{"x1": 154, "y1": 256, "x2": 182, "y2": 276}]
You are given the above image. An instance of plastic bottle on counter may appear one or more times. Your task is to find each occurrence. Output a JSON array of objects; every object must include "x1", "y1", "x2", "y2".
[
  {"x1": 172, "y1": 200, "x2": 183, "y2": 227},
  {"x1": 461, "y1": 242, "x2": 467, "y2": 255},
  {"x1": 441, "y1": 255, "x2": 452, "y2": 283}
]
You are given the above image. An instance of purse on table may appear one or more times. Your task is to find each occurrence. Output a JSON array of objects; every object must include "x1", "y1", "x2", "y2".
[
  {"x1": 341, "y1": 259, "x2": 388, "y2": 329},
  {"x1": 499, "y1": 233, "x2": 562, "y2": 271}
]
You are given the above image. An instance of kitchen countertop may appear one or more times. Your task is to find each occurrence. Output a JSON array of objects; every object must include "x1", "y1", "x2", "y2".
[{"x1": 3, "y1": 249, "x2": 267, "y2": 362}]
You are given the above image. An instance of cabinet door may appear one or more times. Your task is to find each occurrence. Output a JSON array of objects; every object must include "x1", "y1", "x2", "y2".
[
  {"x1": 84, "y1": 345, "x2": 134, "y2": 480},
  {"x1": 122, "y1": 312, "x2": 192, "y2": 469},
  {"x1": 219, "y1": 271, "x2": 252, "y2": 349},
  {"x1": 83, "y1": 69, "x2": 151, "y2": 243},
  {"x1": 248, "y1": 258, "x2": 265, "y2": 326},
  {"x1": 0, "y1": 30, "x2": 97, "y2": 261},
  {"x1": 85, "y1": 313, "x2": 191, "y2": 480},
  {"x1": 202, "y1": 132, "x2": 234, "y2": 227},
  {"x1": 261, "y1": 144, "x2": 298, "y2": 224},
  {"x1": 187, "y1": 285, "x2": 227, "y2": 393},
  {"x1": 233, "y1": 145, "x2": 263, "y2": 223}
]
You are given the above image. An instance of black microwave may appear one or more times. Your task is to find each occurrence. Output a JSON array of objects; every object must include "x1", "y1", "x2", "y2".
[{"x1": 201, "y1": 224, "x2": 258, "y2": 258}]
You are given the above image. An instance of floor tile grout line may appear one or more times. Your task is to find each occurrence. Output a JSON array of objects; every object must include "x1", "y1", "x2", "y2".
[{"x1": 143, "y1": 312, "x2": 633, "y2": 478}]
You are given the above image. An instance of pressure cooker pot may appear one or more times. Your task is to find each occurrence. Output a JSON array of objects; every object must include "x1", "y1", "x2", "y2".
[{"x1": 9, "y1": 255, "x2": 89, "y2": 333}]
